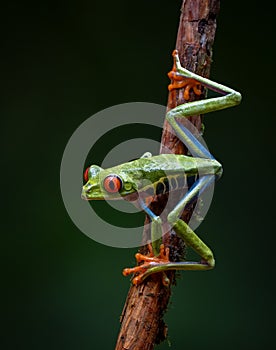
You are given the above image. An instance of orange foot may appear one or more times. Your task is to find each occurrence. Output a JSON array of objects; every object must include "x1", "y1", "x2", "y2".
[
  {"x1": 123, "y1": 244, "x2": 171, "y2": 286},
  {"x1": 168, "y1": 50, "x2": 202, "y2": 100}
]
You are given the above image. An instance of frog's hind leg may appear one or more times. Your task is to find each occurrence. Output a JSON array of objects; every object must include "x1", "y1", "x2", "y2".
[
  {"x1": 132, "y1": 174, "x2": 217, "y2": 285},
  {"x1": 166, "y1": 50, "x2": 241, "y2": 159},
  {"x1": 122, "y1": 176, "x2": 214, "y2": 286},
  {"x1": 167, "y1": 174, "x2": 216, "y2": 268}
]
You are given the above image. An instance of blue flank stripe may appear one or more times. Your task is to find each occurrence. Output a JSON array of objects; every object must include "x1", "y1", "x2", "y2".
[{"x1": 177, "y1": 122, "x2": 214, "y2": 159}]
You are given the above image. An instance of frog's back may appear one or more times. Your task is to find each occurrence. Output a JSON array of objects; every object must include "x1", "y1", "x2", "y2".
[{"x1": 124, "y1": 154, "x2": 221, "y2": 177}]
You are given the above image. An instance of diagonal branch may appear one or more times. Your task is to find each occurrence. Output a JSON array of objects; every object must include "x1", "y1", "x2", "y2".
[{"x1": 115, "y1": 1, "x2": 220, "y2": 349}]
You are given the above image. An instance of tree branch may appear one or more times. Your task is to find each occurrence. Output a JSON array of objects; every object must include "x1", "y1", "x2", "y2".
[{"x1": 115, "y1": 1, "x2": 220, "y2": 349}]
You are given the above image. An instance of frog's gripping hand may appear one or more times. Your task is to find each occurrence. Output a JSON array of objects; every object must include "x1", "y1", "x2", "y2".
[
  {"x1": 123, "y1": 244, "x2": 171, "y2": 286},
  {"x1": 123, "y1": 243, "x2": 213, "y2": 286}
]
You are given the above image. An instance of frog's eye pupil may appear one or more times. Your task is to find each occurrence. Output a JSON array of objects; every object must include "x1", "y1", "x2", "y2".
[
  {"x1": 103, "y1": 175, "x2": 122, "y2": 193},
  {"x1": 84, "y1": 167, "x2": 90, "y2": 182},
  {"x1": 109, "y1": 181, "x2": 115, "y2": 191}
]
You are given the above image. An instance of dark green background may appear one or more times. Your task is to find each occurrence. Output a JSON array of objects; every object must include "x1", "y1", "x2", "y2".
[{"x1": 2, "y1": 1, "x2": 274, "y2": 349}]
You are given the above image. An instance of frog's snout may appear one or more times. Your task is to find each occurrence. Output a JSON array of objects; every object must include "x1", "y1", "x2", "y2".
[
  {"x1": 81, "y1": 188, "x2": 88, "y2": 200},
  {"x1": 81, "y1": 184, "x2": 92, "y2": 200}
]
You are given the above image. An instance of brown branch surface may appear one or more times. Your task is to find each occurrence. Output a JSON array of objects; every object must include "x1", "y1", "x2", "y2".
[{"x1": 115, "y1": 1, "x2": 220, "y2": 349}]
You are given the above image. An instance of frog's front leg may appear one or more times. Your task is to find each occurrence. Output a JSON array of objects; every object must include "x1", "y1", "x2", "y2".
[{"x1": 122, "y1": 202, "x2": 171, "y2": 286}]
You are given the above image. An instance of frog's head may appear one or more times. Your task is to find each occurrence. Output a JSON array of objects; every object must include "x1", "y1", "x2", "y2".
[{"x1": 81, "y1": 164, "x2": 138, "y2": 200}]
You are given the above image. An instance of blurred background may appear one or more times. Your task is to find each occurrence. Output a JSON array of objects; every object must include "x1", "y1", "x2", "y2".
[{"x1": 2, "y1": 0, "x2": 274, "y2": 349}]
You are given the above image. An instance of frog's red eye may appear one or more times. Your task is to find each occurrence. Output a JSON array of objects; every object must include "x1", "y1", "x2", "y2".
[
  {"x1": 84, "y1": 167, "x2": 90, "y2": 182},
  {"x1": 103, "y1": 175, "x2": 122, "y2": 193}
]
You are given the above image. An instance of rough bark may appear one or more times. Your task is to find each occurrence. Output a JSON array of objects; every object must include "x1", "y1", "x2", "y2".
[{"x1": 115, "y1": 1, "x2": 220, "y2": 349}]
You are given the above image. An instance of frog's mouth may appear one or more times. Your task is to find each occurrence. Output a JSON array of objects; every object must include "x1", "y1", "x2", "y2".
[
  {"x1": 81, "y1": 186, "x2": 104, "y2": 200},
  {"x1": 81, "y1": 188, "x2": 139, "y2": 201}
]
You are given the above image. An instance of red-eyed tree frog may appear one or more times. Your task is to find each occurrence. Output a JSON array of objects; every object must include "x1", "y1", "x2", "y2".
[{"x1": 81, "y1": 50, "x2": 241, "y2": 285}]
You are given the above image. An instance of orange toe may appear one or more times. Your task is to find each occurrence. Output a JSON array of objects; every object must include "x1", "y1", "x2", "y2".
[
  {"x1": 168, "y1": 50, "x2": 201, "y2": 100},
  {"x1": 123, "y1": 244, "x2": 171, "y2": 285}
]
